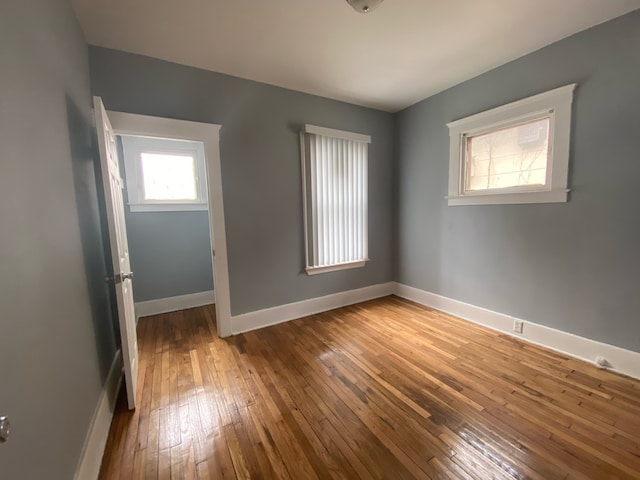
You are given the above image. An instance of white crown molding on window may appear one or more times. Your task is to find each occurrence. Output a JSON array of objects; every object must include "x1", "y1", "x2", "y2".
[
  {"x1": 446, "y1": 84, "x2": 576, "y2": 131},
  {"x1": 447, "y1": 84, "x2": 576, "y2": 206},
  {"x1": 303, "y1": 124, "x2": 371, "y2": 144},
  {"x1": 231, "y1": 282, "x2": 395, "y2": 334},
  {"x1": 394, "y1": 283, "x2": 640, "y2": 380},
  {"x1": 74, "y1": 350, "x2": 123, "y2": 480},
  {"x1": 135, "y1": 290, "x2": 216, "y2": 320}
]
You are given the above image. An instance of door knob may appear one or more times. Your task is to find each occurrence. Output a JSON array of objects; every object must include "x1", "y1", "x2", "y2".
[
  {"x1": 0, "y1": 416, "x2": 11, "y2": 443},
  {"x1": 105, "y1": 273, "x2": 133, "y2": 283}
]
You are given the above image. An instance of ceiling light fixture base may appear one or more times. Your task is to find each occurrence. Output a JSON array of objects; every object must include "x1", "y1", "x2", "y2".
[{"x1": 346, "y1": 0, "x2": 385, "y2": 14}]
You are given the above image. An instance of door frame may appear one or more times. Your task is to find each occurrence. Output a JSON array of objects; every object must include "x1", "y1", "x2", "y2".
[{"x1": 108, "y1": 111, "x2": 233, "y2": 337}]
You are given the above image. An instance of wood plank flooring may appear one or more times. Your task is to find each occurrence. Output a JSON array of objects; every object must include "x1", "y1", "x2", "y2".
[{"x1": 99, "y1": 296, "x2": 640, "y2": 479}]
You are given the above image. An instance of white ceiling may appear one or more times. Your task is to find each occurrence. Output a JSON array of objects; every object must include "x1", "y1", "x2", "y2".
[{"x1": 72, "y1": 0, "x2": 639, "y2": 112}]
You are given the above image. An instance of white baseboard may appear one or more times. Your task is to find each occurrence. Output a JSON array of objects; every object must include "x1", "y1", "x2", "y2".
[
  {"x1": 135, "y1": 290, "x2": 215, "y2": 319},
  {"x1": 394, "y1": 283, "x2": 640, "y2": 380},
  {"x1": 232, "y1": 282, "x2": 395, "y2": 335},
  {"x1": 74, "y1": 350, "x2": 123, "y2": 480}
]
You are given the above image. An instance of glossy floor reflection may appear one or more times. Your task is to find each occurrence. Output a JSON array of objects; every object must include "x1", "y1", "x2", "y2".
[{"x1": 99, "y1": 297, "x2": 640, "y2": 479}]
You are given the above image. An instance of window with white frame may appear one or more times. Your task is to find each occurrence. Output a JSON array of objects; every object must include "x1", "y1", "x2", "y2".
[
  {"x1": 121, "y1": 136, "x2": 208, "y2": 212},
  {"x1": 447, "y1": 84, "x2": 576, "y2": 206},
  {"x1": 300, "y1": 125, "x2": 370, "y2": 275}
]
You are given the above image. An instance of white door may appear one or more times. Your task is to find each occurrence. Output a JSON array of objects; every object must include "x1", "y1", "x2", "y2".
[{"x1": 94, "y1": 96, "x2": 138, "y2": 410}]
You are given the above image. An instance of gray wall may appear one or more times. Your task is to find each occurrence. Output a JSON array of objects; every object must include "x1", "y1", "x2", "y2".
[
  {"x1": 396, "y1": 11, "x2": 640, "y2": 352},
  {"x1": 125, "y1": 210, "x2": 214, "y2": 302},
  {"x1": 0, "y1": 0, "x2": 118, "y2": 478},
  {"x1": 90, "y1": 47, "x2": 396, "y2": 316}
]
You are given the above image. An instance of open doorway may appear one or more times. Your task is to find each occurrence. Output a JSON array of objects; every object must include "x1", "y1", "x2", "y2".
[
  {"x1": 107, "y1": 110, "x2": 232, "y2": 338},
  {"x1": 117, "y1": 135, "x2": 215, "y2": 317},
  {"x1": 95, "y1": 99, "x2": 232, "y2": 410}
]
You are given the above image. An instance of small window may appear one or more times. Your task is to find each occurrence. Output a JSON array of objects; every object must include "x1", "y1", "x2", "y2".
[
  {"x1": 121, "y1": 136, "x2": 208, "y2": 212},
  {"x1": 300, "y1": 124, "x2": 370, "y2": 275},
  {"x1": 447, "y1": 84, "x2": 576, "y2": 206}
]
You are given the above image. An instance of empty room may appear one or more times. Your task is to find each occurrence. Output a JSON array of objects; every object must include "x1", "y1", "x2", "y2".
[{"x1": 1, "y1": 0, "x2": 639, "y2": 479}]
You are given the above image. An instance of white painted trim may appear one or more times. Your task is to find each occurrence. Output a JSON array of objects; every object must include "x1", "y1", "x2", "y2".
[
  {"x1": 128, "y1": 203, "x2": 208, "y2": 212},
  {"x1": 300, "y1": 131, "x2": 312, "y2": 272},
  {"x1": 305, "y1": 260, "x2": 367, "y2": 275},
  {"x1": 447, "y1": 84, "x2": 576, "y2": 206},
  {"x1": 447, "y1": 189, "x2": 569, "y2": 206},
  {"x1": 446, "y1": 84, "x2": 576, "y2": 129},
  {"x1": 394, "y1": 283, "x2": 640, "y2": 380},
  {"x1": 120, "y1": 135, "x2": 208, "y2": 211},
  {"x1": 74, "y1": 350, "x2": 123, "y2": 480},
  {"x1": 232, "y1": 282, "x2": 395, "y2": 334},
  {"x1": 135, "y1": 290, "x2": 215, "y2": 319},
  {"x1": 303, "y1": 124, "x2": 371, "y2": 143},
  {"x1": 107, "y1": 110, "x2": 233, "y2": 338}
]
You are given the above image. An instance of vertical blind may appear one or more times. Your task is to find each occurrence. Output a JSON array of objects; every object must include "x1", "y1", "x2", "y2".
[{"x1": 301, "y1": 125, "x2": 370, "y2": 274}]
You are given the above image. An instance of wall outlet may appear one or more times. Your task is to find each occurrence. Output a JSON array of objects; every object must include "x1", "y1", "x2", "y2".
[{"x1": 513, "y1": 320, "x2": 524, "y2": 334}]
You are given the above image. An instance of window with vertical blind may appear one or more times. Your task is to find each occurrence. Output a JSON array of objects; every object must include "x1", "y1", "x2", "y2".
[{"x1": 300, "y1": 124, "x2": 370, "y2": 275}]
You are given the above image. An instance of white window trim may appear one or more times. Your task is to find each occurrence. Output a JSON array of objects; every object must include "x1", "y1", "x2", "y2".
[
  {"x1": 305, "y1": 260, "x2": 367, "y2": 276},
  {"x1": 121, "y1": 135, "x2": 209, "y2": 212},
  {"x1": 446, "y1": 84, "x2": 576, "y2": 206},
  {"x1": 302, "y1": 124, "x2": 371, "y2": 144},
  {"x1": 300, "y1": 124, "x2": 370, "y2": 275}
]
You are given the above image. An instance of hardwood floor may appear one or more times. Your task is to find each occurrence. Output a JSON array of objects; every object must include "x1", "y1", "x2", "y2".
[{"x1": 99, "y1": 296, "x2": 640, "y2": 479}]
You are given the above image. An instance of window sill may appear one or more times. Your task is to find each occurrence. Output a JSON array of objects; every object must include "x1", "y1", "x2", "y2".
[
  {"x1": 306, "y1": 260, "x2": 367, "y2": 275},
  {"x1": 128, "y1": 203, "x2": 208, "y2": 213},
  {"x1": 447, "y1": 189, "x2": 569, "y2": 206}
]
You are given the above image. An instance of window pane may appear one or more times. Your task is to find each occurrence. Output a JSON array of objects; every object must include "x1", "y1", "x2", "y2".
[
  {"x1": 140, "y1": 152, "x2": 197, "y2": 200},
  {"x1": 465, "y1": 118, "x2": 549, "y2": 191}
]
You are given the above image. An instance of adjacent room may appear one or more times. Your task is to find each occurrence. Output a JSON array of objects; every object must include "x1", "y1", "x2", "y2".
[{"x1": 1, "y1": 0, "x2": 639, "y2": 479}]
